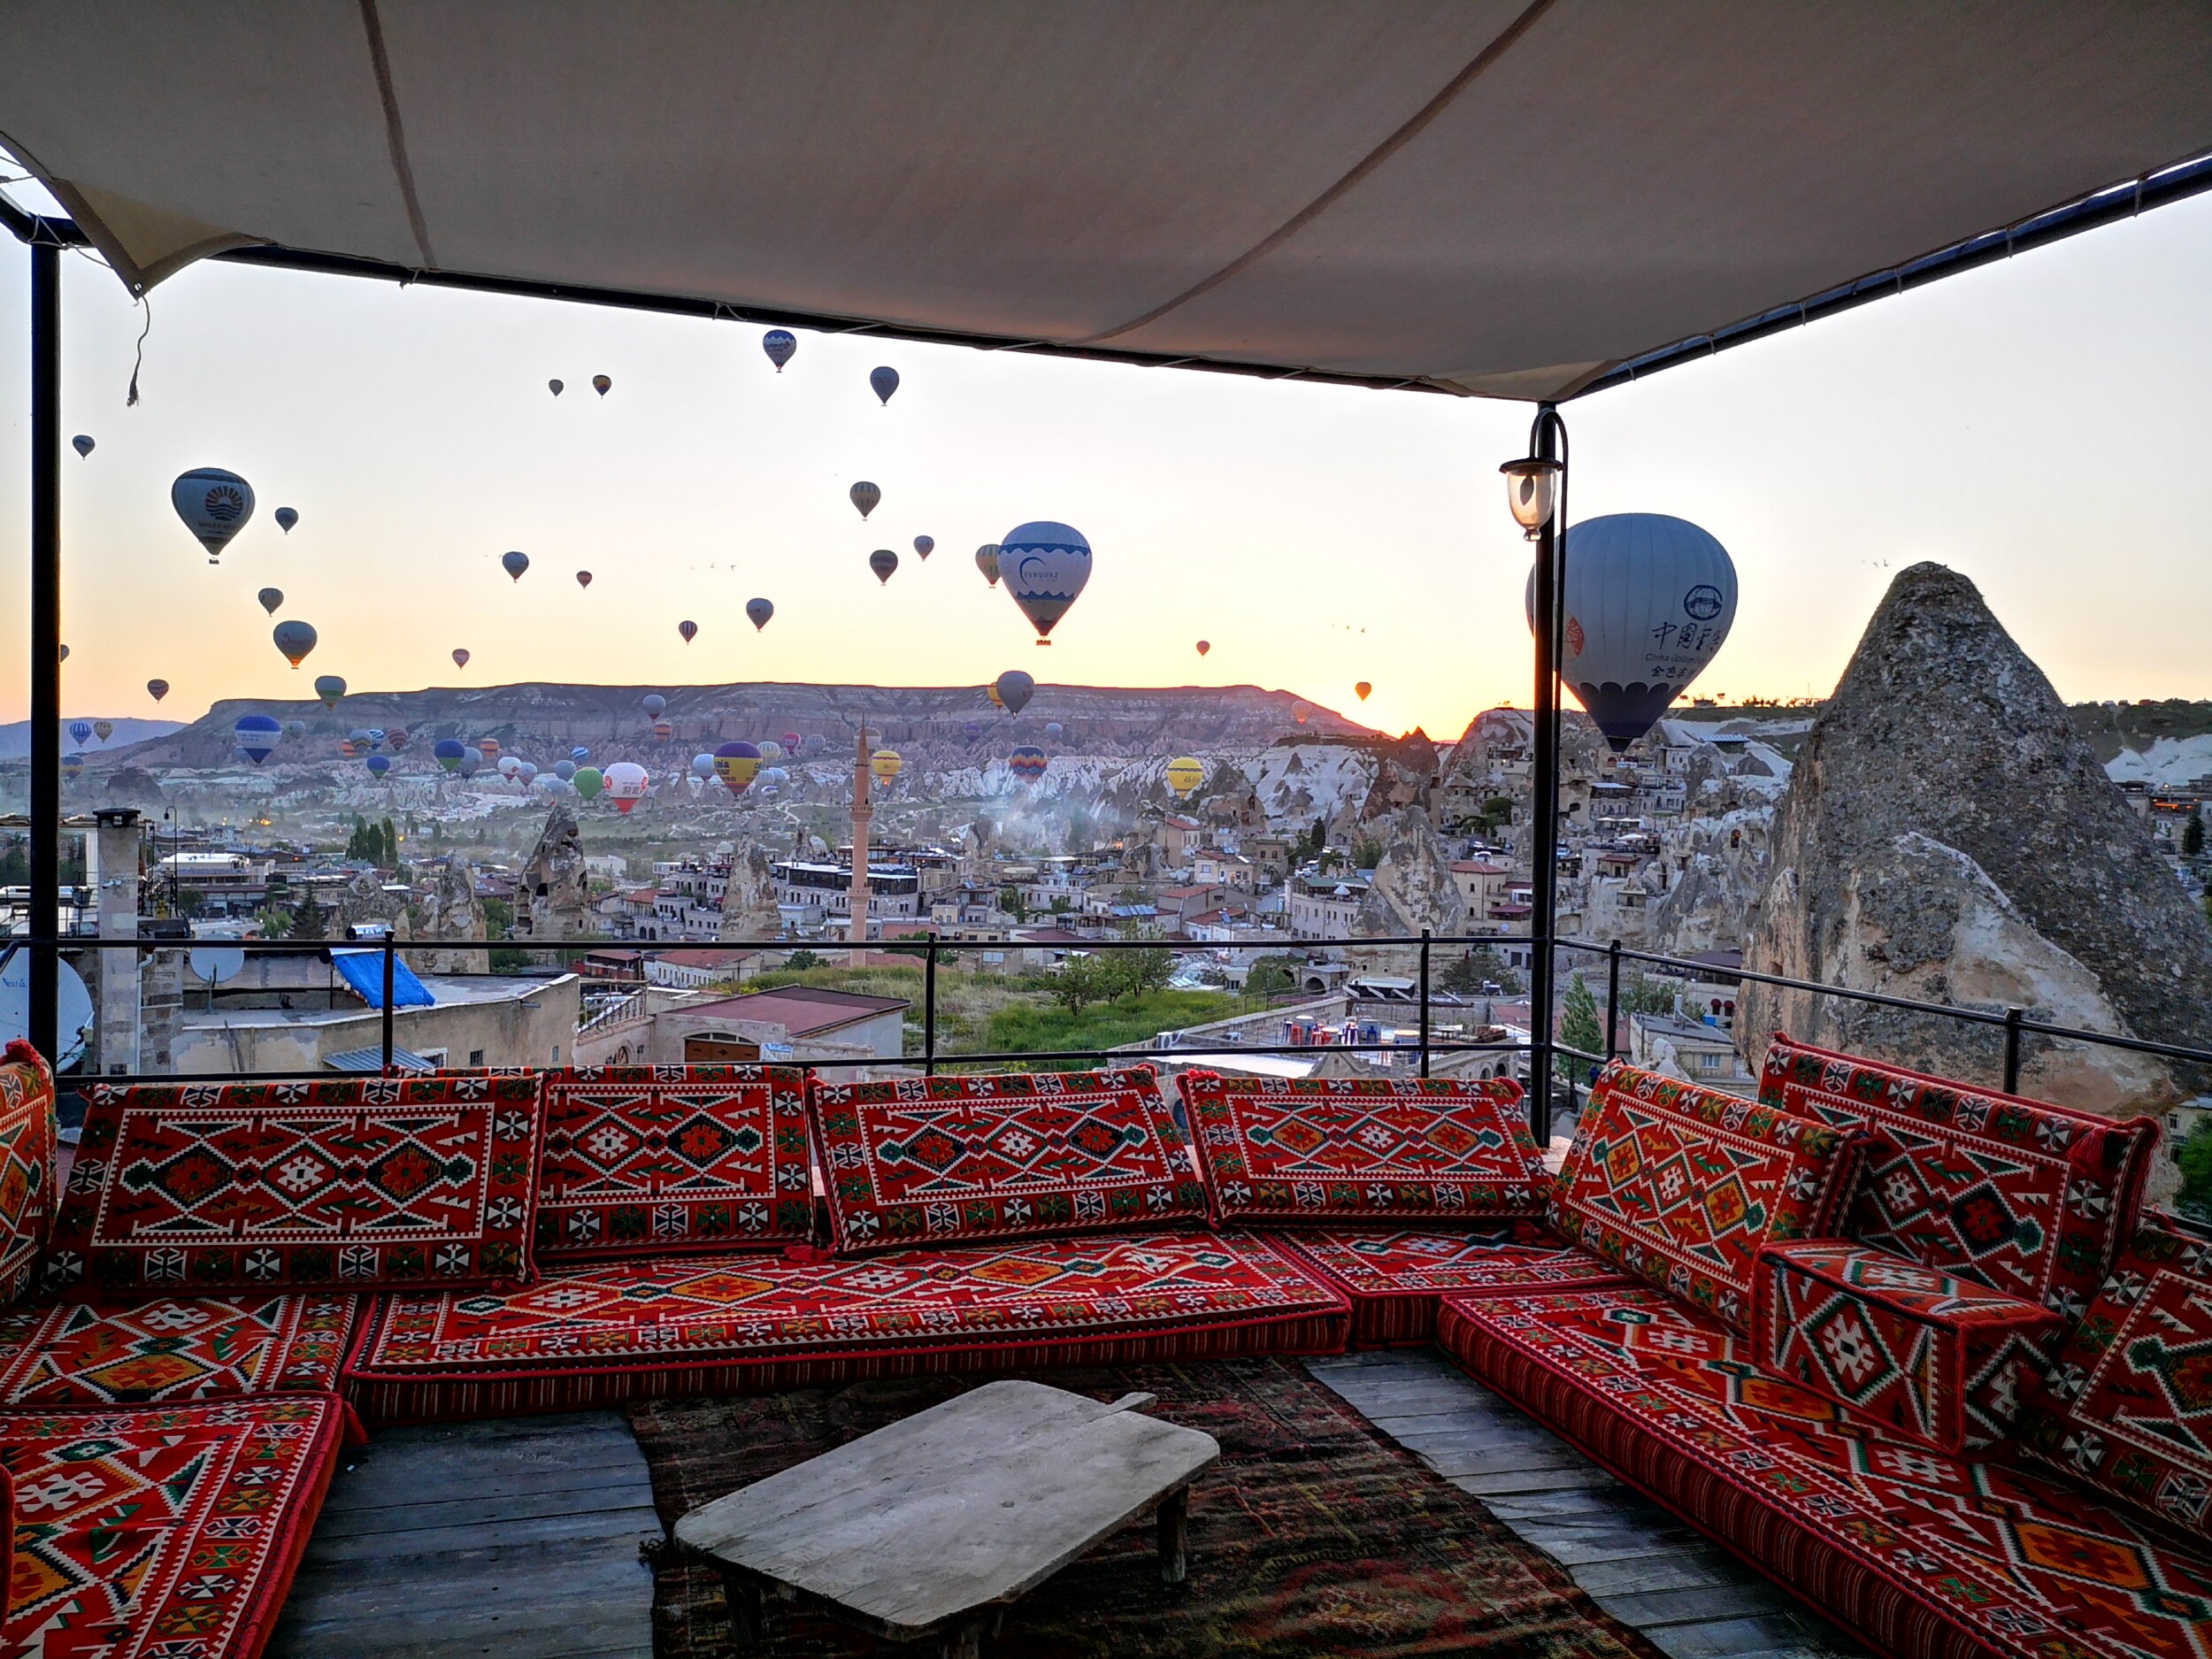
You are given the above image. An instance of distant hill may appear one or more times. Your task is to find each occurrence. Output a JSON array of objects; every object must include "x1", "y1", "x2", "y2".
[{"x1": 0, "y1": 718, "x2": 183, "y2": 759}]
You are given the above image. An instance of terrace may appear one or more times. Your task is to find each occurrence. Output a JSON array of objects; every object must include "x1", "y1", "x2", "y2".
[{"x1": 2, "y1": 11, "x2": 2211, "y2": 1659}]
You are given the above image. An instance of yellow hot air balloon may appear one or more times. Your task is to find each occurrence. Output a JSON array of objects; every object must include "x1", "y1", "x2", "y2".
[
  {"x1": 870, "y1": 749, "x2": 903, "y2": 782},
  {"x1": 1355, "y1": 681, "x2": 1372, "y2": 701},
  {"x1": 985, "y1": 684, "x2": 1004, "y2": 710},
  {"x1": 1165, "y1": 756, "x2": 1204, "y2": 799}
]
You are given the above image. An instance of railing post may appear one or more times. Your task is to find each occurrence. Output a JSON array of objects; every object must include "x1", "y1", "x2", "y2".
[
  {"x1": 924, "y1": 937, "x2": 938, "y2": 1076},
  {"x1": 1418, "y1": 928, "x2": 1431, "y2": 1079},
  {"x1": 1604, "y1": 939, "x2": 1621, "y2": 1063},
  {"x1": 2002, "y1": 1005, "x2": 2023, "y2": 1094},
  {"x1": 381, "y1": 941, "x2": 396, "y2": 1075},
  {"x1": 27, "y1": 240, "x2": 60, "y2": 1066}
]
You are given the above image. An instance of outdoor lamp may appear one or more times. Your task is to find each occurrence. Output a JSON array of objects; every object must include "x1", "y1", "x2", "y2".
[{"x1": 1500, "y1": 457, "x2": 1561, "y2": 539}]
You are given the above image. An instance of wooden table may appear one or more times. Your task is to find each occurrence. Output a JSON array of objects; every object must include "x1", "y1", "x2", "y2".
[{"x1": 673, "y1": 1379, "x2": 1221, "y2": 1657}]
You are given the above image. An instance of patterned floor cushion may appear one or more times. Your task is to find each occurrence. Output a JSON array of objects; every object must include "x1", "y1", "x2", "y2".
[
  {"x1": 2016, "y1": 1213, "x2": 2212, "y2": 1540},
  {"x1": 0, "y1": 1293, "x2": 355, "y2": 1406},
  {"x1": 1439, "y1": 1285, "x2": 2212, "y2": 1659},
  {"x1": 1, "y1": 1394, "x2": 343, "y2": 1659},
  {"x1": 1271, "y1": 1224, "x2": 1632, "y2": 1346},
  {"x1": 1548, "y1": 1062, "x2": 1857, "y2": 1329},
  {"x1": 1755, "y1": 1240, "x2": 2063, "y2": 1454},
  {"x1": 536, "y1": 1064, "x2": 811, "y2": 1260},
  {"x1": 1758, "y1": 1033, "x2": 2157, "y2": 1318},
  {"x1": 807, "y1": 1067, "x2": 1207, "y2": 1252},
  {"x1": 344, "y1": 1230, "x2": 1348, "y2": 1422},
  {"x1": 0, "y1": 1041, "x2": 58, "y2": 1309},
  {"x1": 1180, "y1": 1071, "x2": 1548, "y2": 1225},
  {"x1": 47, "y1": 1075, "x2": 545, "y2": 1295}
]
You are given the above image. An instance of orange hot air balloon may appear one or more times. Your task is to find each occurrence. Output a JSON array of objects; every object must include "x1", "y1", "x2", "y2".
[
  {"x1": 1355, "y1": 681, "x2": 1371, "y2": 702},
  {"x1": 1195, "y1": 641, "x2": 1210, "y2": 657}
]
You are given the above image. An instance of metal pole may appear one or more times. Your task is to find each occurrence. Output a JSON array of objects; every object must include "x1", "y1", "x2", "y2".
[
  {"x1": 924, "y1": 937, "x2": 938, "y2": 1076},
  {"x1": 2002, "y1": 1005, "x2": 2023, "y2": 1094},
  {"x1": 1525, "y1": 403, "x2": 1563, "y2": 1140},
  {"x1": 1417, "y1": 927, "x2": 1431, "y2": 1079},
  {"x1": 381, "y1": 941, "x2": 396, "y2": 1073},
  {"x1": 1604, "y1": 938, "x2": 1621, "y2": 1062},
  {"x1": 28, "y1": 241, "x2": 61, "y2": 1065}
]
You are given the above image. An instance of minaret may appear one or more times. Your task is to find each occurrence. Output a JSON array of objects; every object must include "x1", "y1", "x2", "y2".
[{"x1": 849, "y1": 723, "x2": 872, "y2": 944}]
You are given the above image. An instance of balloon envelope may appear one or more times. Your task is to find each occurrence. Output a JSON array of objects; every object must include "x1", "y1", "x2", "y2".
[
  {"x1": 780, "y1": 732, "x2": 801, "y2": 752},
  {"x1": 757, "y1": 741, "x2": 783, "y2": 762},
  {"x1": 762, "y1": 328, "x2": 795, "y2": 370},
  {"x1": 234, "y1": 714, "x2": 282, "y2": 765},
  {"x1": 572, "y1": 765, "x2": 603, "y2": 799},
  {"x1": 146, "y1": 679, "x2": 169, "y2": 702},
  {"x1": 994, "y1": 670, "x2": 1035, "y2": 715},
  {"x1": 592, "y1": 374, "x2": 611, "y2": 396},
  {"x1": 313, "y1": 674, "x2": 346, "y2": 709},
  {"x1": 273, "y1": 620, "x2": 317, "y2": 668},
  {"x1": 549, "y1": 378, "x2": 564, "y2": 396},
  {"x1": 1010, "y1": 745, "x2": 1048, "y2": 786},
  {"x1": 1195, "y1": 641, "x2": 1210, "y2": 657},
  {"x1": 60, "y1": 753, "x2": 83, "y2": 780},
  {"x1": 1044, "y1": 721, "x2": 1063, "y2": 741},
  {"x1": 963, "y1": 721, "x2": 982, "y2": 741},
  {"x1": 651, "y1": 720, "x2": 672, "y2": 741},
  {"x1": 452, "y1": 649, "x2": 471, "y2": 669},
  {"x1": 275, "y1": 507, "x2": 298, "y2": 533},
  {"x1": 974, "y1": 544, "x2": 1002, "y2": 587},
  {"x1": 1000, "y1": 522, "x2": 1091, "y2": 641},
  {"x1": 172, "y1": 467, "x2": 255, "y2": 564},
  {"x1": 642, "y1": 694, "x2": 666, "y2": 716},
  {"x1": 801, "y1": 733, "x2": 825, "y2": 758},
  {"x1": 479, "y1": 739, "x2": 501, "y2": 761},
  {"x1": 869, "y1": 549, "x2": 898, "y2": 585},
  {"x1": 870, "y1": 365, "x2": 899, "y2": 404},
  {"x1": 746, "y1": 598, "x2": 772, "y2": 631},
  {"x1": 69, "y1": 721, "x2": 91, "y2": 746},
  {"x1": 498, "y1": 757, "x2": 521, "y2": 779},
  {"x1": 93, "y1": 721, "x2": 112, "y2": 743},
  {"x1": 1524, "y1": 511, "x2": 1739, "y2": 751},
  {"x1": 365, "y1": 754, "x2": 391, "y2": 777},
  {"x1": 1355, "y1": 681, "x2": 1371, "y2": 701},
  {"x1": 849, "y1": 480, "x2": 880, "y2": 519},
  {"x1": 712, "y1": 741, "x2": 761, "y2": 795},
  {"x1": 457, "y1": 747, "x2": 483, "y2": 778},
  {"x1": 572, "y1": 748, "x2": 590, "y2": 762},
  {"x1": 1165, "y1": 757, "x2": 1204, "y2": 798},
  {"x1": 870, "y1": 749, "x2": 902, "y2": 780},
  {"x1": 604, "y1": 761, "x2": 647, "y2": 812},
  {"x1": 72, "y1": 434, "x2": 93, "y2": 457},
  {"x1": 678, "y1": 620, "x2": 698, "y2": 643},
  {"x1": 257, "y1": 588, "x2": 283, "y2": 615},
  {"x1": 434, "y1": 738, "x2": 466, "y2": 772},
  {"x1": 913, "y1": 535, "x2": 933, "y2": 559},
  {"x1": 576, "y1": 571, "x2": 592, "y2": 588},
  {"x1": 692, "y1": 752, "x2": 716, "y2": 779},
  {"x1": 502, "y1": 550, "x2": 529, "y2": 581}
]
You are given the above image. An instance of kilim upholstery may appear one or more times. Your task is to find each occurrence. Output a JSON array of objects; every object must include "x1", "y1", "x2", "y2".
[
  {"x1": 1270, "y1": 1223, "x2": 1632, "y2": 1346},
  {"x1": 0, "y1": 1041, "x2": 58, "y2": 1309},
  {"x1": 0, "y1": 1292, "x2": 355, "y2": 1406}
]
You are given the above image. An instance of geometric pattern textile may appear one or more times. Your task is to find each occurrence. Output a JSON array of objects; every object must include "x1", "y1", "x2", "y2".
[
  {"x1": 536, "y1": 1065, "x2": 812, "y2": 1260},
  {"x1": 1548, "y1": 1063, "x2": 1857, "y2": 1330},
  {"x1": 2018, "y1": 1214, "x2": 2212, "y2": 1543},
  {"x1": 0, "y1": 1394, "x2": 344, "y2": 1659},
  {"x1": 808, "y1": 1068, "x2": 1208, "y2": 1253},
  {"x1": 343, "y1": 1230, "x2": 1349, "y2": 1423},
  {"x1": 46, "y1": 1075, "x2": 544, "y2": 1294},
  {"x1": 1755, "y1": 1240, "x2": 2064, "y2": 1454},
  {"x1": 0, "y1": 1293, "x2": 355, "y2": 1406},
  {"x1": 1272, "y1": 1224, "x2": 1632, "y2": 1346},
  {"x1": 1440, "y1": 1285, "x2": 2212, "y2": 1659},
  {"x1": 1179, "y1": 1071, "x2": 1549, "y2": 1224},
  {"x1": 0, "y1": 1041, "x2": 58, "y2": 1310},
  {"x1": 1758, "y1": 1033, "x2": 2158, "y2": 1320}
]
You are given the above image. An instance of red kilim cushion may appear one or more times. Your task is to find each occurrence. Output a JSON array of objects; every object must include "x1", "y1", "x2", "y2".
[
  {"x1": 0, "y1": 1041, "x2": 58, "y2": 1310},
  {"x1": 1758, "y1": 1033, "x2": 2157, "y2": 1319},
  {"x1": 1180, "y1": 1071, "x2": 1548, "y2": 1225},
  {"x1": 344, "y1": 1230, "x2": 1348, "y2": 1423},
  {"x1": 47, "y1": 1075, "x2": 544, "y2": 1294},
  {"x1": 2017, "y1": 1214, "x2": 2212, "y2": 1540},
  {"x1": 1548, "y1": 1062, "x2": 1855, "y2": 1329},
  {"x1": 536, "y1": 1064, "x2": 812, "y2": 1259},
  {"x1": 1755, "y1": 1240, "x2": 2063, "y2": 1454},
  {"x1": 0, "y1": 1394, "x2": 342, "y2": 1659},
  {"x1": 807, "y1": 1067, "x2": 1206, "y2": 1252},
  {"x1": 0, "y1": 1293, "x2": 355, "y2": 1406},
  {"x1": 1440, "y1": 1286, "x2": 2212, "y2": 1659},
  {"x1": 1273, "y1": 1224, "x2": 1632, "y2": 1346}
]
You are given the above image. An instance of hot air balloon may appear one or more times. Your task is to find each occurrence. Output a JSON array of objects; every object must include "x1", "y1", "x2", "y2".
[
  {"x1": 780, "y1": 732, "x2": 801, "y2": 753},
  {"x1": 994, "y1": 670, "x2": 1034, "y2": 715},
  {"x1": 1010, "y1": 746, "x2": 1048, "y2": 786},
  {"x1": 285, "y1": 720, "x2": 306, "y2": 737},
  {"x1": 757, "y1": 741, "x2": 783, "y2": 763},
  {"x1": 93, "y1": 721, "x2": 112, "y2": 744},
  {"x1": 975, "y1": 544, "x2": 1002, "y2": 587},
  {"x1": 146, "y1": 679, "x2": 169, "y2": 703},
  {"x1": 1524, "y1": 512, "x2": 1739, "y2": 751},
  {"x1": 870, "y1": 749, "x2": 902, "y2": 782},
  {"x1": 457, "y1": 747, "x2": 484, "y2": 779},
  {"x1": 1293, "y1": 702, "x2": 1310, "y2": 726},
  {"x1": 352, "y1": 728, "x2": 379, "y2": 750},
  {"x1": 58, "y1": 646, "x2": 66, "y2": 662},
  {"x1": 502, "y1": 550, "x2": 529, "y2": 581},
  {"x1": 234, "y1": 715, "x2": 281, "y2": 766},
  {"x1": 692, "y1": 752, "x2": 716, "y2": 780},
  {"x1": 572, "y1": 748, "x2": 590, "y2": 764},
  {"x1": 985, "y1": 685, "x2": 1004, "y2": 710},
  {"x1": 801, "y1": 733, "x2": 826, "y2": 759},
  {"x1": 678, "y1": 620, "x2": 698, "y2": 645},
  {"x1": 913, "y1": 535, "x2": 933, "y2": 560},
  {"x1": 273, "y1": 620, "x2": 317, "y2": 668},
  {"x1": 516, "y1": 761, "x2": 540, "y2": 786},
  {"x1": 576, "y1": 571, "x2": 592, "y2": 588},
  {"x1": 480, "y1": 738, "x2": 502, "y2": 763},
  {"x1": 1000, "y1": 521, "x2": 1091, "y2": 644},
  {"x1": 762, "y1": 329, "x2": 796, "y2": 371},
  {"x1": 849, "y1": 481, "x2": 880, "y2": 519},
  {"x1": 573, "y1": 765, "x2": 603, "y2": 800},
  {"x1": 1355, "y1": 681, "x2": 1371, "y2": 702},
  {"x1": 760, "y1": 765, "x2": 789, "y2": 789},
  {"x1": 1195, "y1": 641, "x2": 1210, "y2": 657},
  {"x1": 452, "y1": 649, "x2": 471, "y2": 670},
  {"x1": 870, "y1": 366, "x2": 900, "y2": 404},
  {"x1": 642, "y1": 695, "x2": 667, "y2": 717},
  {"x1": 549, "y1": 379, "x2": 565, "y2": 396},
  {"x1": 746, "y1": 598, "x2": 772, "y2": 631},
  {"x1": 434, "y1": 739, "x2": 466, "y2": 772},
  {"x1": 498, "y1": 757, "x2": 522, "y2": 780},
  {"x1": 69, "y1": 721, "x2": 91, "y2": 747},
  {"x1": 314, "y1": 675, "x2": 346, "y2": 710},
  {"x1": 366, "y1": 754, "x2": 392, "y2": 779},
  {"x1": 554, "y1": 759, "x2": 576, "y2": 781},
  {"x1": 1165, "y1": 757, "x2": 1204, "y2": 799},
  {"x1": 592, "y1": 374, "x2": 611, "y2": 396},
  {"x1": 605, "y1": 761, "x2": 648, "y2": 812},
  {"x1": 713, "y1": 741, "x2": 762, "y2": 796},
  {"x1": 869, "y1": 549, "x2": 898, "y2": 585},
  {"x1": 651, "y1": 720, "x2": 673, "y2": 742},
  {"x1": 72, "y1": 434, "x2": 93, "y2": 457},
  {"x1": 386, "y1": 728, "x2": 410, "y2": 753},
  {"x1": 257, "y1": 588, "x2": 283, "y2": 615},
  {"x1": 1044, "y1": 721, "x2": 1063, "y2": 741},
  {"x1": 275, "y1": 507, "x2": 298, "y2": 533},
  {"x1": 961, "y1": 720, "x2": 982, "y2": 741},
  {"x1": 172, "y1": 467, "x2": 255, "y2": 565},
  {"x1": 60, "y1": 753, "x2": 83, "y2": 782}
]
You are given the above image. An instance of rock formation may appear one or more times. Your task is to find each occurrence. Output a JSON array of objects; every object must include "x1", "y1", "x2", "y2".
[
  {"x1": 716, "y1": 842, "x2": 785, "y2": 941},
  {"x1": 1354, "y1": 730, "x2": 1440, "y2": 823},
  {"x1": 518, "y1": 803, "x2": 595, "y2": 945},
  {"x1": 408, "y1": 857, "x2": 489, "y2": 973},
  {"x1": 1740, "y1": 564, "x2": 2212, "y2": 1161},
  {"x1": 1354, "y1": 808, "x2": 1471, "y2": 971}
]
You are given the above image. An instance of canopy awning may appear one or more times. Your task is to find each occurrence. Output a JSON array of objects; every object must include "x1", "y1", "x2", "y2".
[
  {"x1": 327, "y1": 949, "x2": 434, "y2": 1010},
  {"x1": 3, "y1": 4, "x2": 2210, "y2": 401}
]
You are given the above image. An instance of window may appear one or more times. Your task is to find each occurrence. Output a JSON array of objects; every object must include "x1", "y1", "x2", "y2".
[{"x1": 467, "y1": 1049, "x2": 485, "y2": 1067}]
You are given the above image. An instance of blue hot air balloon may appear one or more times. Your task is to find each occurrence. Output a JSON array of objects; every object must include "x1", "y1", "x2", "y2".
[
  {"x1": 554, "y1": 760, "x2": 577, "y2": 781},
  {"x1": 869, "y1": 549, "x2": 898, "y2": 585},
  {"x1": 691, "y1": 752, "x2": 716, "y2": 780},
  {"x1": 747, "y1": 598, "x2": 773, "y2": 631},
  {"x1": 275, "y1": 507, "x2": 299, "y2": 533},
  {"x1": 1000, "y1": 522, "x2": 1091, "y2": 643},
  {"x1": 870, "y1": 365, "x2": 899, "y2": 405},
  {"x1": 1524, "y1": 512, "x2": 1739, "y2": 751},
  {"x1": 1045, "y1": 721, "x2": 1064, "y2": 741},
  {"x1": 963, "y1": 721, "x2": 982, "y2": 741},
  {"x1": 68, "y1": 721, "x2": 91, "y2": 748},
  {"x1": 365, "y1": 754, "x2": 392, "y2": 778},
  {"x1": 642, "y1": 694, "x2": 666, "y2": 717},
  {"x1": 502, "y1": 550, "x2": 530, "y2": 581},
  {"x1": 234, "y1": 714, "x2": 282, "y2": 765},
  {"x1": 763, "y1": 329, "x2": 796, "y2": 371},
  {"x1": 457, "y1": 747, "x2": 484, "y2": 779},
  {"x1": 571, "y1": 747, "x2": 590, "y2": 763},
  {"x1": 434, "y1": 738, "x2": 466, "y2": 772},
  {"x1": 913, "y1": 535, "x2": 934, "y2": 560},
  {"x1": 61, "y1": 753, "x2": 84, "y2": 781}
]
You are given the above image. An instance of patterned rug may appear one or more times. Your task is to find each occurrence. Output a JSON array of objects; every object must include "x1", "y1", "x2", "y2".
[{"x1": 627, "y1": 1357, "x2": 1665, "y2": 1659}]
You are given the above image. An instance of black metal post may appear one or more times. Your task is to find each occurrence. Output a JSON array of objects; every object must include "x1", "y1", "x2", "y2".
[
  {"x1": 1604, "y1": 939, "x2": 1621, "y2": 1062},
  {"x1": 2002, "y1": 1005, "x2": 2023, "y2": 1094},
  {"x1": 1525, "y1": 403, "x2": 1565, "y2": 1139},
  {"x1": 924, "y1": 938, "x2": 938, "y2": 1076},
  {"x1": 1417, "y1": 928, "x2": 1431, "y2": 1079},
  {"x1": 28, "y1": 241, "x2": 61, "y2": 1065},
  {"x1": 381, "y1": 941, "x2": 397, "y2": 1073}
]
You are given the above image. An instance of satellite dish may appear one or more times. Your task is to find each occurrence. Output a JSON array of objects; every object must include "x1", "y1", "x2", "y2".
[
  {"x1": 188, "y1": 948, "x2": 246, "y2": 986},
  {"x1": 0, "y1": 956, "x2": 93, "y2": 1071}
]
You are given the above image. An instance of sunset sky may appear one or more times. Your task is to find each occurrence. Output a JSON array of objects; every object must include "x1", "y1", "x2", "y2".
[{"x1": 1, "y1": 176, "x2": 2208, "y2": 742}]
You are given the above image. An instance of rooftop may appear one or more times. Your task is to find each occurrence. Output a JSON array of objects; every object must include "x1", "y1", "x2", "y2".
[{"x1": 684, "y1": 985, "x2": 911, "y2": 1038}]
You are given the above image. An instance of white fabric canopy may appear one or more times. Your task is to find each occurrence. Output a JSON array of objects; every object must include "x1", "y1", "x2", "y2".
[{"x1": 4, "y1": 2, "x2": 2209, "y2": 400}]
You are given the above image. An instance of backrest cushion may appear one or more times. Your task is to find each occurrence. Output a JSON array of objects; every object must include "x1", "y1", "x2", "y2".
[
  {"x1": 46, "y1": 1074, "x2": 544, "y2": 1294},
  {"x1": 1549, "y1": 1061, "x2": 1857, "y2": 1330},
  {"x1": 1758, "y1": 1033, "x2": 2157, "y2": 1319},
  {"x1": 0, "y1": 1041, "x2": 58, "y2": 1307},
  {"x1": 1179, "y1": 1071, "x2": 1548, "y2": 1224},
  {"x1": 2017, "y1": 1214, "x2": 2212, "y2": 1540},
  {"x1": 808, "y1": 1067, "x2": 1206, "y2": 1252},
  {"x1": 536, "y1": 1064, "x2": 811, "y2": 1260}
]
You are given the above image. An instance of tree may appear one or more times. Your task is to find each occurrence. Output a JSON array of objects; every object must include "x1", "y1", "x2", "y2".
[
  {"x1": 999, "y1": 886, "x2": 1029, "y2": 922},
  {"x1": 1352, "y1": 836, "x2": 1384, "y2": 871},
  {"x1": 290, "y1": 888, "x2": 327, "y2": 941},
  {"x1": 1559, "y1": 972, "x2": 1603, "y2": 1058},
  {"x1": 2186, "y1": 810, "x2": 2205, "y2": 858},
  {"x1": 1105, "y1": 939, "x2": 1174, "y2": 1004},
  {"x1": 2177, "y1": 1117, "x2": 2212, "y2": 1222},
  {"x1": 784, "y1": 948, "x2": 823, "y2": 972},
  {"x1": 1440, "y1": 946, "x2": 1523, "y2": 996},
  {"x1": 257, "y1": 905, "x2": 294, "y2": 940},
  {"x1": 1245, "y1": 954, "x2": 1301, "y2": 996},
  {"x1": 482, "y1": 897, "x2": 514, "y2": 939},
  {"x1": 381, "y1": 818, "x2": 400, "y2": 868},
  {"x1": 1479, "y1": 795, "x2": 1516, "y2": 833},
  {"x1": 1048, "y1": 954, "x2": 1111, "y2": 1018}
]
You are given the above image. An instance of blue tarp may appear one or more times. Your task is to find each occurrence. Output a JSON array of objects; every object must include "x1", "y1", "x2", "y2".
[{"x1": 328, "y1": 949, "x2": 435, "y2": 1010}]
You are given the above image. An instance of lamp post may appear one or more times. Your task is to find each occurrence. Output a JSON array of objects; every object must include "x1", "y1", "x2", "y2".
[{"x1": 1501, "y1": 403, "x2": 1569, "y2": 1141}]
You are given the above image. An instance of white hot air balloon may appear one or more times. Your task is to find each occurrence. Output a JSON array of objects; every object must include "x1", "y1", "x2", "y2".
[
  {"x1": 1524, "y1": 512, "x2": 1738, "y2": 752},
  {"x1": 172, "y1": 468, "x2": 255, "y2": 564},
  {"x1": 1000, "y1": 521, "x2": 1091, "y2": 644}
]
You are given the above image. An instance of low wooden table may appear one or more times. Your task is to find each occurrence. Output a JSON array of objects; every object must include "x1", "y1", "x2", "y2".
[{"x1": 673, "y1": 1379, "x2": 1221, "y2": 1656}]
